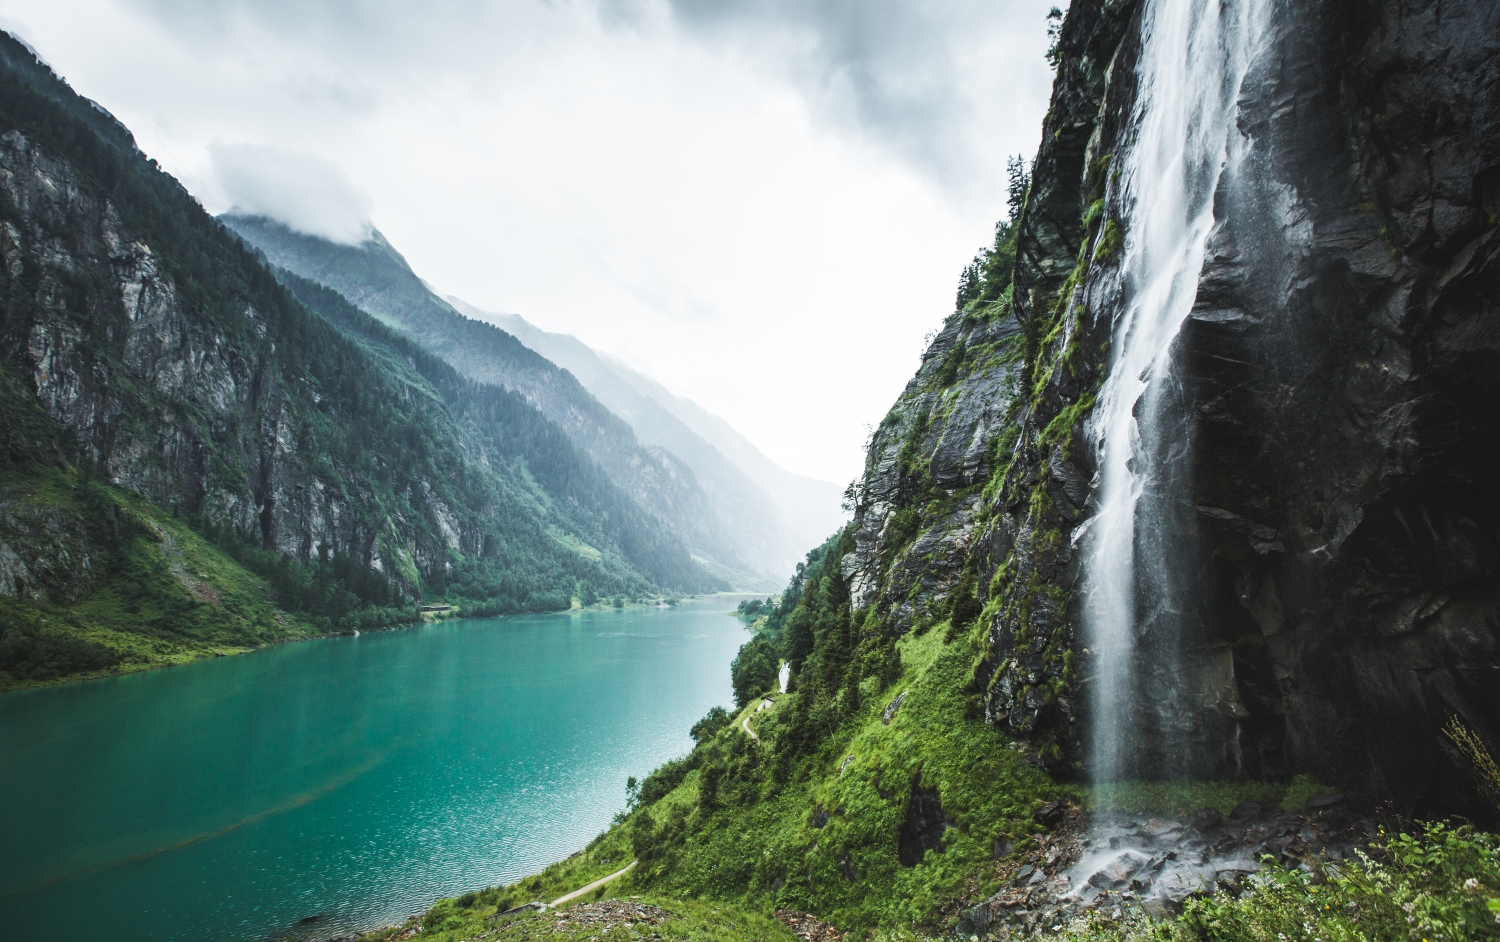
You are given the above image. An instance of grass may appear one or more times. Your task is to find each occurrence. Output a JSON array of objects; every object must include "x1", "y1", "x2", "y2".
[
  {"x1": 0, "y1": 469, "x2": 325, "y2": 690},
  {"x1": 456, "y1": 622, "x2": 1062, "y2": 935},
  {"x1": 350, "y1": 825, "x2": 799, "y2": 942}
]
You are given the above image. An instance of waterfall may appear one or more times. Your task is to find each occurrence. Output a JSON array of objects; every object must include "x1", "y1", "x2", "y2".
[{"x1": 1081, "y1": 0, "x2": 1271, "y2": 786}]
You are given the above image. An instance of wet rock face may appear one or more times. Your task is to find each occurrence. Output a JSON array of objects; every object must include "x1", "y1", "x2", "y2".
[
  {"x1": 1162, "y1": 0, "x2": 1500, "y2": 807},
  {"x1": 891, "y1": 0, "x2": 1499, "y2": 810},
  {"x1": 841, "y1": 0, "x2": 1497, "y2": 809}
]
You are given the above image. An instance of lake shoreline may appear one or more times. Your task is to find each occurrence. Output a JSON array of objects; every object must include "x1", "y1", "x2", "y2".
[{"x1": 0, "y1": 592, "x2": 762, "y2": 695}]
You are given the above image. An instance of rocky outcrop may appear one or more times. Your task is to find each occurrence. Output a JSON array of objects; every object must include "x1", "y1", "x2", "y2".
[
  {"x1": 840, "y1": 313, "x2": 1023, "y2": 633},
  {"x1": 842, "y1": 0, "x2": 1500, "y2": 815},
  {"x1": 0, "y1": 129, "x2": 420, "y2": 589},
  {"x1": 897, "y1": 781, "x2": 949, "y2": 866}
]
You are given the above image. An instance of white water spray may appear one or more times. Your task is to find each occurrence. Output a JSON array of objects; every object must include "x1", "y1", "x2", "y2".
[{"x1": 1082, "y1": 0, "x2": 1271, "y2": 785}]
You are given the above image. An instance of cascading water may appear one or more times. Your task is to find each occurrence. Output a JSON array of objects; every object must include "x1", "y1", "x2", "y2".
[{"x1": 1081, "y1": 0, "x2": 1271, "y2": 787}]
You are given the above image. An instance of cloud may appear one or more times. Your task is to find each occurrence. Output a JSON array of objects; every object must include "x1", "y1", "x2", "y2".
[
  {"x1": 618, "y1": 0, "x2": 1056, "y2": 191},
  {"x1": 2, "y1": 0, "x2": 1057, "y2": 482},
  {"x1": 120, "y1": 0, "x2": 1052, "y2": 197},
  {"x1": 210, "y1": 142, "x2": 373, "y2": 244}
]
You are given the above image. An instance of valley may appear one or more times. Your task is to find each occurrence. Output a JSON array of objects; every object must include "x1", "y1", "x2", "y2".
[{"x1": 0, "y1": 0, "x2": 1497, "y2": 940}]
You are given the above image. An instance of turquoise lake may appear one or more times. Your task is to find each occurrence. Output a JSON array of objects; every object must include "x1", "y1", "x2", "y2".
[{"x1": 0, "y1": 598, "x2": 749, "y2": 942}]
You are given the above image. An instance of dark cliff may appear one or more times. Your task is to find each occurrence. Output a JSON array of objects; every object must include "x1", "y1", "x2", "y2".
[{"x1": 843, "y1": 0, "x2": 1500, "y2": 814}]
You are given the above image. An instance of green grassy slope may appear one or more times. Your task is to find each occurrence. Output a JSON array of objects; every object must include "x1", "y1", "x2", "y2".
[
  {"x1": 0, "y1": 468, "x2": 325, "y2": 690},
  {"x1": 367, "y1": 534, "x2": 1500, "y2": 942}
]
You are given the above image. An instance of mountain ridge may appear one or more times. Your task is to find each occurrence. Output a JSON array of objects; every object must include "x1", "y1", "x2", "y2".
[
  {"x1": 443, "y1": 297, "x2": 847, "y2": 573},
  {"x1": 221, "y1": 213, "x2": 782, "y2": 585}
]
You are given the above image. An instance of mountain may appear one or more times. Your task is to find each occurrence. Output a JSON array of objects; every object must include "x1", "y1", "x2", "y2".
[
  {"x1": 386, "y1": 1, "x2": 1500, "y2": 937},
  {"x1": 443, "y1": 298, "x2": 847, "y2": 570},
  {"x1": 0, "y1": 31, "x2": 718, "y2": 687},
  {"x1": 219, "y1": 215, "x2": 780, "y2": 586}
]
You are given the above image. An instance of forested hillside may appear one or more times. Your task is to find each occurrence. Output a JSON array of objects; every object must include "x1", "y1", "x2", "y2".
[
  {"x1": 0, "y1": 31, "x2": 717, "y2": 687},
  {"x1": 447, "y1": 298, "x2": 847, "y2": 576},
  {"x1": 222, "y1": 214, "x2": 769, "y2": 587}
]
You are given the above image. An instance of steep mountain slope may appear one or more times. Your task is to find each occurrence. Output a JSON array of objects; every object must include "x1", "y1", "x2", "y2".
[
  {"x1": 0, "y1": 32, "x2": 717, "y2": 683},
  {"x1": 220, "y1": 215, "x2": 767, "y2": 584},
  {"x1": 446, "y1": 298, "x2": 846, "y2": 573},
  {"x1": 593, "y1": 356, "x2": 847, "y2": 550}
]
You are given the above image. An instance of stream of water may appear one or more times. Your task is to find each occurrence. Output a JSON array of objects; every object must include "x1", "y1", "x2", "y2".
[{"x1": 1081, "y1": 0, "x2": 1271, "y2": 784}]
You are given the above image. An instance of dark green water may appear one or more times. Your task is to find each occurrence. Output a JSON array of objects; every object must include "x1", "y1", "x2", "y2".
[{"x1": 0, "y1": 599, "x2": 747, "y2": 942}]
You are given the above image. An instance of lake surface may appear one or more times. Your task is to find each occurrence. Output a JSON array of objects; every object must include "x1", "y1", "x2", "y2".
[{"x1": 0, "y1": 598, "x2": 748, "y2": 942}]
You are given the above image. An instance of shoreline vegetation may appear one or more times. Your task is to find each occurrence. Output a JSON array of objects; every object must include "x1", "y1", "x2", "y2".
[{"x1": 0, "y1": 507, "x2": 762, "y2": 694}]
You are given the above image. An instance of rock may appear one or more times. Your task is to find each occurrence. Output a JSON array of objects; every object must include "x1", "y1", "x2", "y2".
[
  {"x1": 882, "y1": 692, "x2": 907, "y2": 725},
  {"x1": 1306, "y1": 793, "x2": 1344, "y2": 809},
  {"x1": 838, "y1": 854, "x2": 857, "y2": 882},
  {"x1": 488, "y1": 901, "x2": 547, "y2": 923},
  {"x1": 1230, "y1": 800, "x2": 1260, "y2": 820},
  {"x1": 898, "y1": 783, "x2": 947, "y2": 866},
  {"x1": 775, "y1": 910, "x2": 843, "y2": 942},
  {"x1": 1141, "y1": 898, "x2": 1180, "y2": 919},
  {"x1": 1189, "y1": 809, "x2": 1225, "y2": 833}
]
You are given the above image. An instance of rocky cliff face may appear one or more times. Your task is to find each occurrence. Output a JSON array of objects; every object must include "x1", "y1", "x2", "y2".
[
  {"x1": 841, "y1": 313, "x2": 1021, "y2": 633},
  {"x1": 843, "y1": 0, "x2": 1500, "y2": 814},
  {"x1": 0, "y1": 129, "x2": 383, "y2": 578}
]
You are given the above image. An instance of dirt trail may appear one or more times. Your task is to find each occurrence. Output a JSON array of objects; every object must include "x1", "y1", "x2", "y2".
[
  {"x1": 741, "y1": 698, "x2": 773, "y2": 741},
  {"x1": 550, "y1": 860, "x2": 637, "y2": 906}
]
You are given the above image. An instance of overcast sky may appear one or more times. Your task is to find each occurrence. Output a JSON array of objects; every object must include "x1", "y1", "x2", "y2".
[{"x1": 0, "y1": 0, "x2": 1057, "y2": 485}]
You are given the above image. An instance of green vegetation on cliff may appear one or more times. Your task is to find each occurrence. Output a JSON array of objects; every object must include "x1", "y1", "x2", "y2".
[{"x1": 0, "y1": 467, "x2": 341, "y2": 688}]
